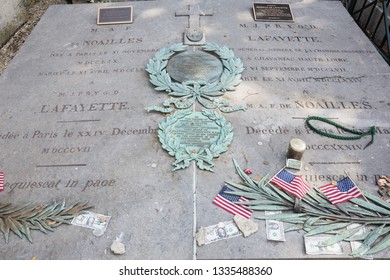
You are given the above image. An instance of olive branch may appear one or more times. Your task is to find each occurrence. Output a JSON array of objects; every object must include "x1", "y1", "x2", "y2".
[
  {"x1": 145, "y1": 43, "x2": 245, "y2": 113},
  {"x1": 226, "y1": 159, "x2": 390, "y2": 256},
  {"x1": 0, "y1": 200, "x2": 92, "y2": 243}
]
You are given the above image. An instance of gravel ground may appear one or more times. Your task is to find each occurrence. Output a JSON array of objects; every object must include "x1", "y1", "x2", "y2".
[{"x1": 0, "y1": 0, "x2": 69, "y2": 75}]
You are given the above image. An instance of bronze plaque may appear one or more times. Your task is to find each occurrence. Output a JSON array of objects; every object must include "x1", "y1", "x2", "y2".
[
  {"x1": 166, "y1": 51, "x2": 223, "y2": 83},
  {"x1": 97, "y1": 6, "x2": 133, "y2": 25},
  {"x1": 252, "y1": 3, "x2": 294, "y2": 22},
  {"x1": 168, "y1": 112, "x2": 222, "y2": 148}
]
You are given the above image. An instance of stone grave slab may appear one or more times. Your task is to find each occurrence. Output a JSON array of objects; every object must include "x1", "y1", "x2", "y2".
[{"x1": 0, "y1": 0, "x2": 390, "y2": 260}]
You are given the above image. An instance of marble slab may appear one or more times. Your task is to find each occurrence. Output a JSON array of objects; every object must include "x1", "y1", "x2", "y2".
[{"x1": 0, "y1": 0, "x2": 389, "y2": 259}]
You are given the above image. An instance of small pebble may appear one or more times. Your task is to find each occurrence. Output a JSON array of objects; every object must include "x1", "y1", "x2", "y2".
[{"x1": 111, "y1": 240, "x2": 126, "y2": 255}]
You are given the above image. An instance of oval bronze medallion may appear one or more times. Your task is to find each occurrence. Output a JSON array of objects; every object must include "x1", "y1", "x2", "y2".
[{"x1": 166, "y1": 51, "x2": 223, "y2": 83}]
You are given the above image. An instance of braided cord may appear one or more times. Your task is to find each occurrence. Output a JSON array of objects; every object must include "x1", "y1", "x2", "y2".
[{"x1": 305, "y1": 116, "x2": 376, "y2": 149}]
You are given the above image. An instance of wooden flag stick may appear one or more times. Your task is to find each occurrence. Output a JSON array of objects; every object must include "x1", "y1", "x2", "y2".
[{"x1": 345, "y1": 170, "x2": 381, "y2": 217}]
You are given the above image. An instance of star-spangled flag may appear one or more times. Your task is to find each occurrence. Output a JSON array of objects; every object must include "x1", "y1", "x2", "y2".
[
  {"x1": 319, "y1": 176, "x2": 363, "y2": 205},
  {"x1": 212, "y1": 185, "x2": 253, "y2": 219},
  {"x1": 0, "y1": 172, "x2": 4, "y2": 191},
  {"x1": 270, "y1": 169, "x2": 311, "y2": 199}
]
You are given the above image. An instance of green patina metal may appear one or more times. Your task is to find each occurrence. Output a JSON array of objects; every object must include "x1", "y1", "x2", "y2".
[
  {"x1": 145, "y1": 10, "x2": 245, "y2": 171},
  {"x1": 0, "y1": 200, "x2": 92, "y2": 243},
  {"x1": 145, "y1": 43, "x2": 245, "y2": 113},
  {"x1": 158, "y1": 110, "x2": 233, "y2": 172}
]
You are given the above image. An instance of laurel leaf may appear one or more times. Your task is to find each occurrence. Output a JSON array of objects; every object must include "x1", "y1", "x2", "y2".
[
  {"x1": 351, "y1": 224, "x2": 385, "y2": 256},
  {"x1": 365, "y1": 233, "x2": 390, "y2": 254},
  {"x1": 0, "y1": 218, "x2": 5, "y2": 234},
  {"x1": 318, "y1": 226, "x2": 363, "y2": 247},
  {"x1": 350, "y1": 198, "x2": 390, "y2": 215},
  {"x1": 255, "y1": 213, "x2": 306, "y2": 221},
  {"x1": 249, "y1": 205, "x2": 292, "y2": 211},
  {"x1": 304, "y1": 222, "x2": 350, "y2": 237},
  {"x1": 363, "y1": 191, "x2": 390, "y2": 211},
  {"x1": 224, "y1": 181, "x2": 259, "y2": 193},
  {"x1": 5, "y1": 218, "x2": 23, "y2": 239},
  {"x1": 0, "y1": 201, "x2": 91, "y2": 243},
  {"x1": 232, "y1": 158, "x2": 257, "y2": 189},
  {"x1": 21, "y1": 221, "x2": 33, "y2": 243},
  {"x1": 285, "y1": 224, "x2": 304, "y2": 232}
]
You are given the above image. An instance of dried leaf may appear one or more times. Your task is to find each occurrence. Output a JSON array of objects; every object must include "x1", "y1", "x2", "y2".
[
  {"x1": 350, "y1": 198, "x2": 390, "y2": 215},
  {"x1": 225, "y1": 180, "x2": 260, "y2": 193},
  {"x1": 0, "y1": 218, "x2": 5, "y2": 233},
  {"x1": 30, "y1": 220, "x2": 48, "y2": 234},
  {"x1": 284, "y1": 224, "x2": 304, "y2": 232},
  {"x1": 365, "y1": 233, "x2": 390, "y2": 255},
  {"x1": 319, "y1": 226, "x2": 363, "y2": 246},
  {"x1": 351, "y1": 224, "x2": 385, "y2": 256},
  {"x1": 255, "y1": 213, "x2": 306, "y2": 221},
  {"x1": 6, "y1": 218, "x2": 23, "y2": 239},
  {"x1": 249, "y1": 205, "x2": 292, "y2": 211},
  {"x1": 224, "y1": 191, "x2": 264, "y2": 200},
  {"x1": 21, "y1": 220, "x2": 33, "y2": 243},
  {"x1": 235, "y1": 200, "x2": 287, "y2": 206},
  {"x1": 363, "y1": 191, "x2": 390, "y2": 211},
  {"x1": 232, "y1": 158, "x2": 257, "y2": 189},
  {"x1": 304, "y1": 222, "x2": 350, "y2": 237}
]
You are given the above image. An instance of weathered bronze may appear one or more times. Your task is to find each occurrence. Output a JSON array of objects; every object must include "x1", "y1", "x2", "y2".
[
  {"x1": 167, "y1": 50, "x2": 223, "y2": 83},
  {"x1": 97, "y1": 6, "x2": 133, "y2": 25},
  {"x1": 252, "y1": 3, "x2": 294, "y2": 22}
]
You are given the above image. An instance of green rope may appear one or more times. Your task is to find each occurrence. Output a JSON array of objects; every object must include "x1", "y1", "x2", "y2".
[{"x1": 305, "y1": 116, "x2": 376, "y2": 149}]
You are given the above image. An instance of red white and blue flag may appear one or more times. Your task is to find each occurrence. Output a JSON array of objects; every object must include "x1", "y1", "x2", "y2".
[
  {"x1": 319, "y1": 176, "x2": 363, "y2": 205},
  {"x1": 0, "y1": 172, "x2": 4, "y2": 191},
  {"x1": 213, "y1": 185, "x2": 253, "y2": 219},
  {"x1": 270, "y1": 169, "x2": 311, "y2": 199}
]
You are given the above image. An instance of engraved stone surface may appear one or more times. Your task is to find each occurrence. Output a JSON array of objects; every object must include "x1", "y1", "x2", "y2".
[
  {"x1": 0, "y1": 0, "x2": 389, "y2": 261},
  {"x1": 167, "y1": 51, "x2": 223, "y2": 82}
]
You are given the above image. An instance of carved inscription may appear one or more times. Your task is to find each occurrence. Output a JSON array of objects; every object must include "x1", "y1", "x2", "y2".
[
  {"x1": 169, "y1": 114, "x2": 221, "y2": 148},
  {"x1": 1, "y1": 12, "x2": 388, "y2": 194},
  {"x1": 4, "y1": 178, "x2": 116, "y2": 192},
  {"x1": 235, "y1": 22, "x2": 378, "y2": 84}
]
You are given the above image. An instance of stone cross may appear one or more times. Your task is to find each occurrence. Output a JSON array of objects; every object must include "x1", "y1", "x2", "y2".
[
  {"x1": 175, "y1": 4, "x2": 213, "y2": 29},
  {"x1": 175, "y1": 4, "x2": 213, "y2": 44}
]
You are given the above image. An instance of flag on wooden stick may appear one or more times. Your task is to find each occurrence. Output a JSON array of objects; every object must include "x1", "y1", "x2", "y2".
[
  {"x1": 319, "y1": 176, "x2": 363, "y2": 205},
  {"x1": 212, "y1": 185, "x2": 253, "y2": 219},
  {"x1": 270, "y1": 168, "x2": 311, "y2": 199}
]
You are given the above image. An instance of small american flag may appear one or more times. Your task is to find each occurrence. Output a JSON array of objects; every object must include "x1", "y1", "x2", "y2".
[
  {"x1": 270, "y1": 169, "x2": 311, "y2": 199},
  {"x1": 319, "y1": 176, "x2": 363, "y2": 205},
  {"x1": 212, "y1": 185, "x2": 253, "y2": 219},
  {"x1": 0, "y1": 172, "x2": 4, "y2": 191}
]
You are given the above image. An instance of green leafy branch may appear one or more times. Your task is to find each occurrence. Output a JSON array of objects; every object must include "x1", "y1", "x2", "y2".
[
  {"x1": 226, "y1": 159, "x2": 390, "y2": 256},
  {"x1": 0, "y1": 200, "x2": 92, "y2": 243}
]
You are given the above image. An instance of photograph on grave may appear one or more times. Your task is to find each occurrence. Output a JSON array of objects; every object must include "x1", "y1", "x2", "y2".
[{"x1": 0, "y1": 0, "x2": 389, "y2": 260}]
